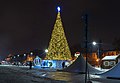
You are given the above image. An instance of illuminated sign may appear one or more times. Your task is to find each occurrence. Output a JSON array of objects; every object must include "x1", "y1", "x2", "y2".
[{"x1": 34, "y1": 56, "x2": 42, "y2": 66}]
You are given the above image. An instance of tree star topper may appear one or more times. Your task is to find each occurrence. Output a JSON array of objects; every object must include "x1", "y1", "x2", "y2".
[{"x1": 57, "y1": 6, "x2": 60, "y2": 12}]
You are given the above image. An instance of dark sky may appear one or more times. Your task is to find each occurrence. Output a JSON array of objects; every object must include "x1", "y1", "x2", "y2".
[{"x1": 0, "y1": 0, "x2": 120, "y2": 60}]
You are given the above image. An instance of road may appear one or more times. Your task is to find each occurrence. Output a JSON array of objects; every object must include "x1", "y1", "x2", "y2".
[{"x1": 0, "y1": 65, "x2": 120, "y2": 83}]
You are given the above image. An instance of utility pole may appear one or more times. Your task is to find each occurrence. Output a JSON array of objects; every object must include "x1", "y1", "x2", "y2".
[
  {"x1": 84, "y1": 14, "x2": 88, "y2": 83},
  {"x1": 84, "y1": 14, "x2": 92, "y2": 83}
]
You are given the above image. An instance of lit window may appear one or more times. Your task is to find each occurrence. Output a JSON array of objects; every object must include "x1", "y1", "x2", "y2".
[
  {"x1": 104, "y1": 61, "x2": 109, "y2": 66},
  {"x1": 109, "y1": 61, "x2": 116, "y2": 66}
]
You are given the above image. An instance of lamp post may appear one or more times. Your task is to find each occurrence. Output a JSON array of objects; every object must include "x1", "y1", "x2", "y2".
[
  {"x1": 92, "y1": 41, "x2": 100, "y2": 57},
  {"x1": 84, "y1": 14, "x2": 92, "y2": 83},
  {"x1": 82, "y1": 14, "x2": 93, "y2": 83},
  {"x1": 37, "y1": 49, "x2": 48, "y2": 59},
  {"x1": 92, "y1": 41, "x2": 101, "y2": 67},
  {"x1": 40, "y1": 49, "x2": 48, "y2": 56},
  {"x1": 84, "y1": 14, "x2": 88, "y2": 83}
]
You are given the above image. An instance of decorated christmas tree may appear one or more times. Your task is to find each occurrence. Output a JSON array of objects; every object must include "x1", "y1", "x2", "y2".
[{"x1": 45, "y1": 7, "x2": 72, "y2": 60}]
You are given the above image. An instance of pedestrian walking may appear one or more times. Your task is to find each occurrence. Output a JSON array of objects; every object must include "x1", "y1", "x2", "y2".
[
  {"x1": 29, "y1": 61, "x2": 32, "y2": 69},
  {"x1": 62, "y1": 62, "x2": 65, "y2": 69}
]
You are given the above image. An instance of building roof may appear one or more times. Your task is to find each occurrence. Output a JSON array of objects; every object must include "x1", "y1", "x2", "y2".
[{"x1": 102, "y1": 55, "x2": 120, "y2": 60}]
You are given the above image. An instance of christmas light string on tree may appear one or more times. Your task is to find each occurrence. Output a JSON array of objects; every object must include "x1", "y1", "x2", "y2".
[{"x1": 45, "y1": 6, "x2": 72, "y2": 60}]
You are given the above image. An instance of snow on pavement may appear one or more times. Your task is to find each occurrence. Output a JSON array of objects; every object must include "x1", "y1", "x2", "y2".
[
  {"x1": 1, "y1": 65, "x2": 120, "y2": 83},
  {"x1": 0, "y1": 65, "x2": 66, "y2": 83}
]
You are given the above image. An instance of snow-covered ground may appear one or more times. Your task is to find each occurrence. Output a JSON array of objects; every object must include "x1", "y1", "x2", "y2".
[
  {"x1": 94, "y1": 67, "x2": 109, "y2": 72},
  {"x1": 0, "y1": 65, "x2": 65, "y2": 83},
  {"x1": 0, "y1": 65, "x2": 120, "y2": 83}
]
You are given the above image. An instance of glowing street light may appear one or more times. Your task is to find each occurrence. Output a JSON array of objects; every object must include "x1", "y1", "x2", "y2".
[
  {"x1": 45, "y1": 49, "x2": 48, "y2": 53},
  {"x1": 30, "y1": 52, "x2": 33, "y2": 55},
  {"x1": 92, "y1": 41, "x2": 101, "y2": 68},
  {"x1": 17, "y1": 55, "x2": 20, "y2": 57},
  {"x1": 24, "y1": 54, "x2": 26, "y2": 57},
  {"x1": 92, "y1": 41, "x2": 100, "y2": 57},
  {"x1": 92, "y1": 41, "x2": 97, "y2": 46}
]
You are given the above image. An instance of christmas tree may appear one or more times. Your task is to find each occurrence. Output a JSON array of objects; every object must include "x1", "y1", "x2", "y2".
[{"x1": 45, "y1": 7, "x2": 72, "y2": 60}]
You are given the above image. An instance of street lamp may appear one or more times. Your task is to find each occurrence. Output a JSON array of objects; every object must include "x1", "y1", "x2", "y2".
[
  {"x1": 83, "y1": 14, "x2": 93, "y2": 83},
  {"x1": 24, "y1": 54, "x2": 26, "y2": 57},
  {"x1": 17, "y1": 55, "x2": 20, "y2": 57},
  {"x1": 92, "y1": 41, "x2": 100, "y2": 67},
  {"x1": 45, "y1": 49, "x2": 48, "y2": 53},
  {"x1": 92, "y1": 41, "x2": 100, "y2": 57},
  {"x1": 92, "y1": 41, "x2": 97, "y2": 46},
  {"x1": 30, "y1": 52, "x2": 33, "y2": 55}
]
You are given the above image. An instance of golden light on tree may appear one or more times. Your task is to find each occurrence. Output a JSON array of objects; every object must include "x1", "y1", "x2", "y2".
[{"x1": 45, "y1": 7, "x2": 72, "y2": 60}]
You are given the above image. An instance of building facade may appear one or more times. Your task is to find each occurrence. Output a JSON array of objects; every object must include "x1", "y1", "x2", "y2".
[{"x1": 101, "y1": 55, "x2": 120, "y2": 69}]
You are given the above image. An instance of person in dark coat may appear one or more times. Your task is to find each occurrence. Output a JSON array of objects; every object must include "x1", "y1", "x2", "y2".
[
  {"x1": 29, "y1": 61, "x2": 32, "y2": 69},
  {"x1": 62, "y1": 62, "x2": 65, "y2": 69}
]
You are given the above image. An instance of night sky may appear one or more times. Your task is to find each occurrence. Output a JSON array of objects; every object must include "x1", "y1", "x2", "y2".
[{"x1": 0, "y1": 0, "x2": 120, "y2": 60}]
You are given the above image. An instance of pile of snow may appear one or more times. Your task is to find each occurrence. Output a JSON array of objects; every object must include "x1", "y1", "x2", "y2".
[
  {"x1": 63, "y1": 55, "x2": 102, "y2": 74},
  {"x1": 100, "y1": 62, "x2": 120, "y2": 78}
]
